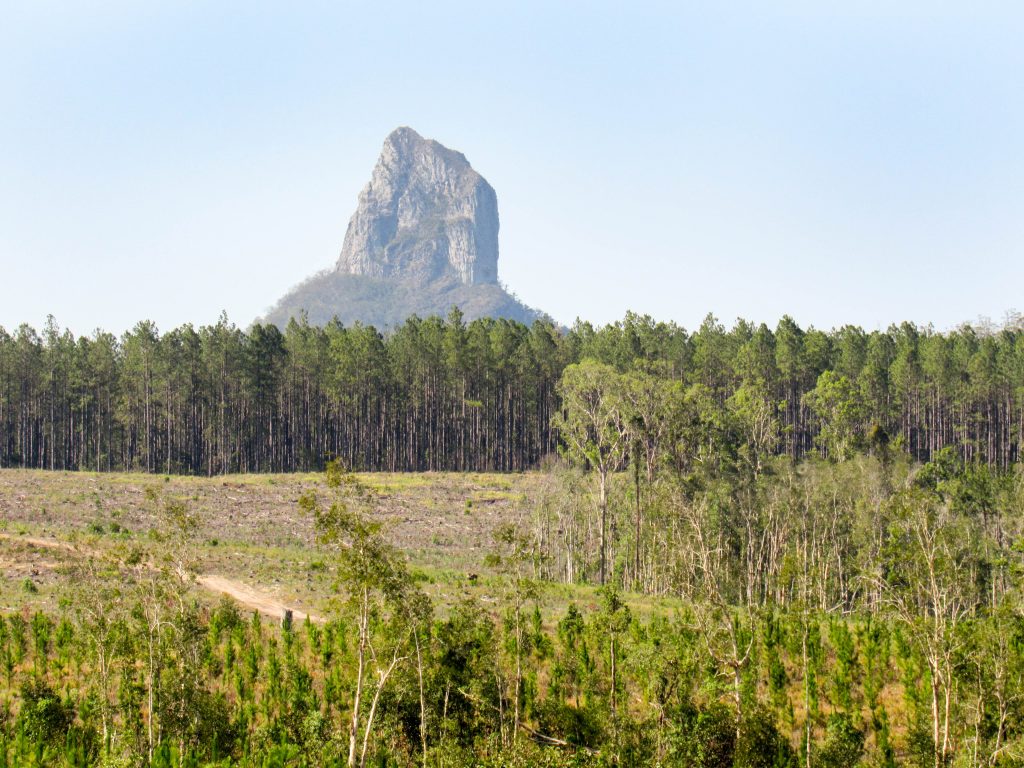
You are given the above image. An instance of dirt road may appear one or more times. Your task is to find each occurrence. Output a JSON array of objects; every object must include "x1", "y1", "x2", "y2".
[
  {"x1": 197, "y1": 574, "x2": 324, "y2": 623},
  {"x1": 0, "y1": 532, "x2": 324, "y2": 624}
]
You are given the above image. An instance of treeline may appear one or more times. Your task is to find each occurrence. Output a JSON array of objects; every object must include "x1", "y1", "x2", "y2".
[{"x1": 1, "y1": 310, "x2": 1022, "y2": 474}]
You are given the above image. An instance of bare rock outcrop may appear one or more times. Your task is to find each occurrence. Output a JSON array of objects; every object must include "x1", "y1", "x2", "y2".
[
  {"x1": 263, "y1": 127, "x2": 543, "y2": 329},
  {"x1": 336, "y1": 127, "x2": 499, "y2": 286}
]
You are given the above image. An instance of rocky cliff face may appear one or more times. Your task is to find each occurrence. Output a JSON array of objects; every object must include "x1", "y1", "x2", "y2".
[
  {"x1": 263, "y1": 127, "x2": 543, "y2": 330},
  {"x1": 336, "y1": 127, "x2": 499, "y2": 286}
]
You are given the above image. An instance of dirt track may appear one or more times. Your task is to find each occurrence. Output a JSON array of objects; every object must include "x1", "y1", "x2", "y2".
[
  {"x1": 0, "y1": 533, "x2": 77, "y2": 552},
  {"x1": 197, "y1": 574, "x2": 324, "y2": 623},
  {"x1": 0, "y1": 533, "x2": 324, "y2": 623}
]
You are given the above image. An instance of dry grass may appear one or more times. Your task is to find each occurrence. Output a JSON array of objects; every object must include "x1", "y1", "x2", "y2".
[
  {"x1": 0, "y1": 468, "x2": 690, "y2": 629},
  {"x1": 0, "y1": 468, "x2": 542, "y2": 614}
]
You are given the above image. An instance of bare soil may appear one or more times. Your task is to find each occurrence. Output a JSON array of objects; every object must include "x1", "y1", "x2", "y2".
[{"x1": 0, "y1": 468, "x2": 542, "y2": 615}]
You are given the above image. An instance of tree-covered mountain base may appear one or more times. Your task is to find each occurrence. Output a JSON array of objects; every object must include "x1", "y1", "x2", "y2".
[
  {"x1": 262, "y1": 272, "x2": 544, "y2": 330},
  {"x1": 1, "y1": 452, "x2": 1023, "y2": 766}
]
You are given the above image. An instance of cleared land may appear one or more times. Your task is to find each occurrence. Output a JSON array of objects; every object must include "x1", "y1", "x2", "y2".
[{"x1": 0, "y1": 468, "x2": 545, "y2": 619}]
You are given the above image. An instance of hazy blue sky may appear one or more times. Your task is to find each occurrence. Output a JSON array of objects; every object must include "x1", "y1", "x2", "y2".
[{"x1": 2, "y1": 1, "x2": 1022, "y2": 335}]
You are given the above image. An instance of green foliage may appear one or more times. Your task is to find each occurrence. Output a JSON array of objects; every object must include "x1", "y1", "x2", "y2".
[
  {"x1": 16, "y1": 679, "x2": 75, "y2": 747},
  {"x1": 2, "y1": 312, "x2": 1021, "y2": 476},
  {"x1": 734, "y1": 708, "x2": 796, "y2": 768},
  {"x1": 667, "y1": 703, "x2": 736, "y2": 768},
  {"x1": 815, "y1": 713, "x2": 865, "y2": 768},
  {"x1": 803, "y1": 371, "x2": 866, "y2": 461},
  {"x1": 2, "y1": 313, "x2": 1024, "y2": 766}
]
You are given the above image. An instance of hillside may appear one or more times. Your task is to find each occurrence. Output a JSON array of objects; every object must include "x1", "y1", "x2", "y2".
[{"x1": 264, "y1": 271, "x2": 541, "y2": 329}]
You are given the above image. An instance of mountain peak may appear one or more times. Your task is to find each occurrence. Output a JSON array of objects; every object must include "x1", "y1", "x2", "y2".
[
  {"x1": 383, "y1": 125, "x2": 424, "y2": 147},
  {"x1": 383, "y1": 126, "x2": 470, "y2": 168},
  {"x1": 336, "y1": 127, "x2": 498, "y2": 286},
  {"x1": 263, "y1": 128, "x2": 544, "y2": 330}
]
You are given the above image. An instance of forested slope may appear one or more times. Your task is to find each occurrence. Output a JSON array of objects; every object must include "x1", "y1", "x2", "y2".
[{"x1": 0, "y1": 310, "x2": 1021, "y2": 474}]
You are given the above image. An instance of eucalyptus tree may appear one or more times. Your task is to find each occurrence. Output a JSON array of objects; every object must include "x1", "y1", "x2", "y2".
[
  {"x1": 302, "y1": 459, "x2": 425, "y2": 768},
  {"x1": 485, "y1": 523, "x2": 543, "y2": 745},
  {"x1": 72, "y1": 554, "x2": 132, "y2": 755},
  {"x1": 620, "y1": 366, "x2": 677, "y2": 589},
  {"x1": 964, "y1": 605, "x2": 1024, "y2": 765},
  {"x1": 727, "y1": 382, "x2": 782, "y2": 480},
  {"x1": 878, "y1": 484, "x2": 978, "y2": 768},
  {"x1": 803, "y1": 371, "x2": 867, "y2": 461},
  {"x1": 676, "y1": 493, "x2": 755, "y2": 736},
  {"x1": 554, "y1": 360, "x2": 630, "y2": 585},
  {"x1": 126, "y1": 491, "x2": 203, "y2": 764}
]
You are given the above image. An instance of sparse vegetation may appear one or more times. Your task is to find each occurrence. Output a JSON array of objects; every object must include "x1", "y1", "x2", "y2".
[{"x1": 1, "y1": 446, "x2": 1022, "y2": 766}]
